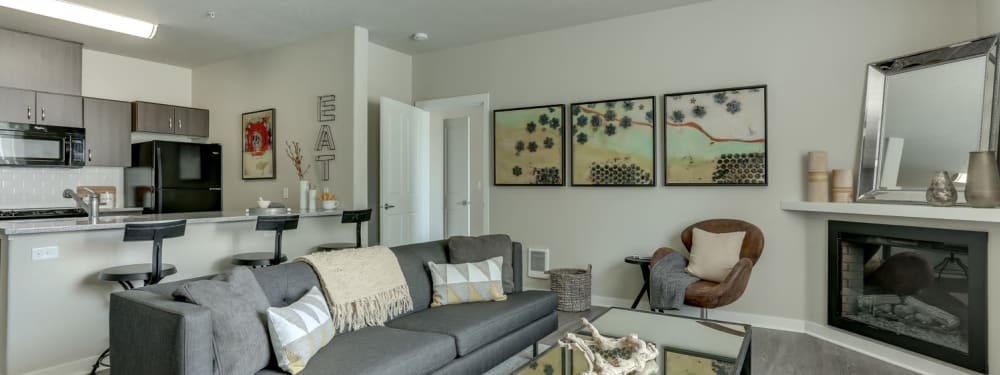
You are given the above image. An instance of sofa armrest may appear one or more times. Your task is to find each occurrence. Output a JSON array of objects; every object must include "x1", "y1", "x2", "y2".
[{"x1": 110, "y1": 290, "x2": 214, "y2": 375}]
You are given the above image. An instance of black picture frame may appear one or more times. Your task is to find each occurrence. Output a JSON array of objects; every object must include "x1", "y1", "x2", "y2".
[
  {"x1": 241, "y1": 108, "x2": 277, "y2": 180},
  {"x1": 663, "y1": 85, "x2": 768, "y2": 186},
  {"x1": 492, "y1": 104, "x2": 566, "y2": 186},
  {"x1": 568, "y1": 96, "x2": 656, "y2": 187}
]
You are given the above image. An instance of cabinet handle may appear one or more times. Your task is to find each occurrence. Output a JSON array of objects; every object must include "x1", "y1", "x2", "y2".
[
  {"x1": 168, "y1": 118, "x2": 173, "y2": 130},
  {"x1": 87, "y1": 149, "x2": 92, "y2": 162},
  {"x1": 178, "y1": 119, "x2": 183, "y2": 130},
  {"x1": 40, "y1": 108, "x2": 45, "y2": 121},
  {"x1": 26, "y1": 105, "x2": 31, "y2": 120}
]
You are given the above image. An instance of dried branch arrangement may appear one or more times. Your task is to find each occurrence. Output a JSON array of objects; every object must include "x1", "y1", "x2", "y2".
[{"x1": 285, "y1": 141, "x2": 312, "y2": 179}]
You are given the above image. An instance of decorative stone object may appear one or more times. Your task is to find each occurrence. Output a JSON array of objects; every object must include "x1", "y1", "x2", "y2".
[
  {"x1": 925, "y1": 171, "x2": 958, "y2": 207},
  {"x1": 831, "y1": 169, "x2": 854, "y2": 203},
  {"x1": 964, "y1": 151, "x2": 1000, "y2": 208},
  {"x1": 559, "y1": 318, "x2": 659, "y2": 375},
  {"x1": 807, "y1": 151, "x2": 829, "y2": 202}
]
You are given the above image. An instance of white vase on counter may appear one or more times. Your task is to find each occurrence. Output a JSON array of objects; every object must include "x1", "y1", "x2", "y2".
[{"x1": 299, "y1": 180, "x2": 309, "y2": 211}]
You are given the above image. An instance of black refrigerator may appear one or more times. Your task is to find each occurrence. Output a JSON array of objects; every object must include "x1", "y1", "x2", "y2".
[{"x1": 125, "y1": 141, "x2": 222, "y2": 213}]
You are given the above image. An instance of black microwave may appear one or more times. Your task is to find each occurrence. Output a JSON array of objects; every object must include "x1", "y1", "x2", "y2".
[{"x1": 0, "y1": 122, "x2": 86, "y2": 167}]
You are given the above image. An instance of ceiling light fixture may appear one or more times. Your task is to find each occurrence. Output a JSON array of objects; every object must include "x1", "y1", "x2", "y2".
[
  {"x1": 411, "y1": 32, "x2": 429, "y2": 41},
  {"x1": 0, "y1": 0, "x2": 158, "y2": 39}
]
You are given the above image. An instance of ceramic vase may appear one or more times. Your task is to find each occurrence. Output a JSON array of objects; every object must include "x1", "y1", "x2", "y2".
[
  {"x1": 299, "y1": 180, "x2": 309, "y2": 211},
  {"x1": 807, "y1": 151, "x2": 829, "y2": 202},
  {"x1": 964, "y1": 151, "x2": 1000, "y2": 208},
  {"x1": 831, "y1": 169, "x2": 854, "y2": 203},
  {"x1": 308, "y1": 189, "x2": 317, "y2": 211},
  {"x1": 925, "y1": 171, "x2": 958, "y2": 207}
]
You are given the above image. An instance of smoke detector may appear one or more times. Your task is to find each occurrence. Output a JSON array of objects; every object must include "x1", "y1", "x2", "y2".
[{"x1": 411, "y1": 32, "x2": 429, "y2": 41}]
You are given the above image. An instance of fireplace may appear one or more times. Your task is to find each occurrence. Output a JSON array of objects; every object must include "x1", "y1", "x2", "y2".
[{"x1": 828, "y1": 221, "x2": 988, "y2": 373}]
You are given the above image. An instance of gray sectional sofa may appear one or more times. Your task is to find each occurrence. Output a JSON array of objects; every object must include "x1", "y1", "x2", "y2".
[{"x1": 110, "y1": 239, "x2": 559, "y2": 375}]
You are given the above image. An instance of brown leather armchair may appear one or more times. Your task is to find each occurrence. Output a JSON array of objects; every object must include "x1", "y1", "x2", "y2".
[{"x1": 650, "y1": 219, "x2": 764, "y2": 317}]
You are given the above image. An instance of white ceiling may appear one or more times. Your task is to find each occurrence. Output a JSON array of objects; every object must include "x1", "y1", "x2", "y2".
[{"x1": 0, "y1": 0, "x2": 706, "y2": 68}]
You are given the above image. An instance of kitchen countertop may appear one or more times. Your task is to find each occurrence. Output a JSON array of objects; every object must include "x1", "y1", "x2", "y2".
[{"x1": 0, "y1": 209, "x2": 343, "y2": 236}]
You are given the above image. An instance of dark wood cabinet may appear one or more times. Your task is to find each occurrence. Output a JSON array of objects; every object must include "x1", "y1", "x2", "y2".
[
  {"x1": 36, "y1": 92, "x2": 82, "y2": 128},
  {"x1": 132, "y1": 101, "x2": 210, "y2": 137},
  {"x1": 0, "y1": 28, "x2": 81, "y2": 96},
  {"x1": 0, "y1": 86, "x2": 35, "y2": 124},
  {"x1": 84, "y1": 98, "x2": 132, "y2": 167}
]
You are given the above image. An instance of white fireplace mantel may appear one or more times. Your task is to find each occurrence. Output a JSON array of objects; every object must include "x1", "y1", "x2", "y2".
[{"x1": 780, "y1": 201, "x2": 1000, "y2": 223}]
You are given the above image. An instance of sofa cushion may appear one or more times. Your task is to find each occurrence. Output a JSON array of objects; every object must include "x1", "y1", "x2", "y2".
[
  {"x1": 256, "y1": 326, "x2": 456, "y2": 375},
  {"x1": 252, "y1": 262, "x2": 322, "y2": 308},
  {"x1": 172, "y1": 267, "x2": 272, "y2": 375},
  {"x1": 448, "y1": 234, "x2": 515, "y2": 293},
  {"x1": 267, "y1": 287, "x2": 336, "y2": 374},
  {"x1": 390, "y1": 240, "x2": 449, "y2": 312},
  {"x1": 387, "y1": 290, "x2": 558, "y2": 356}
]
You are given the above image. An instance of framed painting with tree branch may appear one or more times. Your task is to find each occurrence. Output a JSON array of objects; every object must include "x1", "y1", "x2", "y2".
[
  {"x1": 493, "y1": 104, "x2": 566, "y2": 186},
  {"x1": 569, "y1": 96, "x2": 656, "y2": 186},
  {"x1": 664, "y1": 85, "x2": 767, "y2": 186}
]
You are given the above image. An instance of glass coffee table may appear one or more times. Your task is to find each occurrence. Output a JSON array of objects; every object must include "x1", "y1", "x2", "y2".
[{"x1": 514, "y1": 308, "x2": 752, "y2": 375}]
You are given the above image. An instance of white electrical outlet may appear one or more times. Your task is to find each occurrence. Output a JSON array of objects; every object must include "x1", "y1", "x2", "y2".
[
  {"x1": 31, "y1": 246, "x2": 59, "y2": 261},
  {"x1": 282, "y1": 187, "x2": 289, "y2": 199}
]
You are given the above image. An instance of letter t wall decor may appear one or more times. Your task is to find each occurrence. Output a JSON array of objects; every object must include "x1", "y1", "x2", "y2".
[{"x1": 315, "y1": 95, "x2": 336, "y2": 181}]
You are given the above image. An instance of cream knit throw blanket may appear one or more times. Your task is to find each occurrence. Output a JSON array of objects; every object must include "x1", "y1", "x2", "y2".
[{"x1": 296, "y1": 246, "x2": 413, "y2": 332}]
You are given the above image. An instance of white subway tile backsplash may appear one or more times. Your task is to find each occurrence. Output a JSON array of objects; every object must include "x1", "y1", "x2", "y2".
[{"x1": 0, "y1": 167, "x2": 123, "y2": 209}]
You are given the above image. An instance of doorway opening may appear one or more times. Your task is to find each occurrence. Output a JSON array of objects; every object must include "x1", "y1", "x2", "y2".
[{"x1": 444, "y1": 117, "x2": 471, "y2": 237}]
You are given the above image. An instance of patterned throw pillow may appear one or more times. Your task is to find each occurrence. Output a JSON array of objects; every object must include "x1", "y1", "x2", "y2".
[
  {"x1": 267, "y1": 287, "x2": 335, "y2": 374},
  {"x1": 428, "y1": 256, "x2": 508, "y2": 306}
]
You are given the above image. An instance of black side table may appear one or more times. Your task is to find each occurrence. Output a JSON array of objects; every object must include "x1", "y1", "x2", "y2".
[{"x1": 624, "y1": 256, "x2": 652, "y2": 309}]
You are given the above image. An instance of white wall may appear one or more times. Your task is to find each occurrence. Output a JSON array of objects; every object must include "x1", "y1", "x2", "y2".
[
  {"x1": 81, "y1": 49, "x2": 192, "y2": 106},
  {"x1": 413, "y1": 0, "x2": 977, "y2": 321},
  {"x1": 367, "y1": 43, "x2": 413, "y2": 243},
  {"x1": 193, "y1": 28, "x2": 366, "y2": 212},
  {"x1": 979, "y1": 0, "x2": 1000, "y2": 36}
]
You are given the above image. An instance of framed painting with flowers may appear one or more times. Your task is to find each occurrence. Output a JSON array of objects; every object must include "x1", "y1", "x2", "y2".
[
  {"x1": 242, "y1": 108, "x2": 277, "y2": 180},
  {"x1": 493, "y1": 104, "x2": 566, "y2": 186}
]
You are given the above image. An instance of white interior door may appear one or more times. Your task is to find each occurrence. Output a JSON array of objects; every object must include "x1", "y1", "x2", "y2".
[
  {"x1": 380, "y1": 97, "x2": 431, "y2": 246},
  {"x1": 444, "y1": 117, "x2": 471, "y2": 237}
]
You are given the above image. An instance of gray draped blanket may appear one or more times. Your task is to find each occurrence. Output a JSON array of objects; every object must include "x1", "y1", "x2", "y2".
[{"x1": 649, "y1": 251, "x2": 699, "y2": 310}]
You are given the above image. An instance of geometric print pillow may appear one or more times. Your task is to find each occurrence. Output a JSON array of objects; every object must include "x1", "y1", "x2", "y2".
[
  {"x1": 266, "y1": 287, "x2": 335, "y2": 374},
  {"x1": 428, "y1": 256, "x2": 508, "y2": 307}
]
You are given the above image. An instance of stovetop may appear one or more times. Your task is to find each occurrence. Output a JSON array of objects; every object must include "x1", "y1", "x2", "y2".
[{"x1": 0, "y1": 208, "x2": 88, "y2": 220}]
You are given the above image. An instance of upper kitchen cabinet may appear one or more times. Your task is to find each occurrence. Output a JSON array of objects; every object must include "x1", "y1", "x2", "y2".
[
  {"x1": 36, "y1": 92, "x2": 82, "y2": 127},
  {"x1": 133, "y1": 101, "x2": 210, "y2": 137},
  {"x1": 175, "y1": 107, "x2": 210, "y2": 137},
  {"x1": 84, "y1": 97, "x2": 131, "y2": 167},
  {"x1": 0, "y1": 86, "x2": 36, "y2": 124},
  {"x1": 0, "y1": 29, "x2": 82, "y2": 96}
]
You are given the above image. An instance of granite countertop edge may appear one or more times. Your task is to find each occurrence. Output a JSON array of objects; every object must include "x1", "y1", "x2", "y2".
[{"x1": 0, "y1": 209, "x2": 344, "y2": 236}]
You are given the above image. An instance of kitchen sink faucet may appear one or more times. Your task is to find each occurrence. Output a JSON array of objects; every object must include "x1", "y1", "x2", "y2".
[{"x1": 63, "y1": 188, "x2": 100, "y2": 224}]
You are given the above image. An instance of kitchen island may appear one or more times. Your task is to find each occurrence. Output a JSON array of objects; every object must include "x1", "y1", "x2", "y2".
[{"x1": 0, "y1": 209, "x2": 356, "y2": 375}]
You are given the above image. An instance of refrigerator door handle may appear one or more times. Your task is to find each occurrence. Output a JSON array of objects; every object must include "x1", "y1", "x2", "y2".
[
  {"x1": 209, "y1": 188, "x2": 222, "y2": 191},
  {"x1": 155, "y1": 147, "x2": 163, "y2": 212}
]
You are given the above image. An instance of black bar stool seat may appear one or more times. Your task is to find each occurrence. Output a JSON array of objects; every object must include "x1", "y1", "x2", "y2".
[
  {"x1": 232, "y1": 215, "x2": 299, "y2": 267},
  {"x1": 317, "y1": 209, "x2": 372, "y2": 251},
  {"x1": 98, "y1": 264, "x2": 178, "y2": 282}
]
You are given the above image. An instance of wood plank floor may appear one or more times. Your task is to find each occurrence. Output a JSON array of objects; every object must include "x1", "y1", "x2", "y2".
[{"x1": 542, "y1": 307, "x2": 918, "y2": 375}]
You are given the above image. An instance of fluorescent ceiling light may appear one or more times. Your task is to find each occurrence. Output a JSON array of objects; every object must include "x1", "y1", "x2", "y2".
[{"x1": 0, "y1": 0, "x2": 158, "y2": 39}]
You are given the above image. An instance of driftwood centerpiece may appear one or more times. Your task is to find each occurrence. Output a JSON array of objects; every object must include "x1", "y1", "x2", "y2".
[{"x1": 558, "y1": 318, "x2": 658, "y2": 375}]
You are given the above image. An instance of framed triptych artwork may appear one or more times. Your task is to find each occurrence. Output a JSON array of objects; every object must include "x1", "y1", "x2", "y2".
[
  {"x1": 493, "y1": 105, "x2": 566, "y2": 186},
  {"x1": 569, "y1": 96, "x2": 656, "y2": 186}
]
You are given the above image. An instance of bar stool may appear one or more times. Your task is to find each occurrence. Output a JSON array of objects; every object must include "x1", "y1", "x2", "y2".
[
  {"x1": 92, "y1": 219, "x2": 187, "y2": 374},
  {"x1": 316, "y1": 209, "x2": 372, "y2": 251},
  {"x1": 232, "y1": 215, "x2": 300, "y2": 267}
]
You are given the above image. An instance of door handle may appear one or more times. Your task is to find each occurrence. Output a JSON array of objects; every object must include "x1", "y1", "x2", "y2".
[
  {"x1": 383, "y1": 203, "x2": 396, "y2": 210},
  {"x1": 460, "y1": 200, "x2": 471, "y2": 206}
]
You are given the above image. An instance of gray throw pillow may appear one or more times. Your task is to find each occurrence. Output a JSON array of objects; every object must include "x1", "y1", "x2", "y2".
[
  {"x1": 173, "y1": 267, "x2": 271, "y2": 375},
  {"x1": 448, "y1": 234, "x2": 514, "y2": 293}
]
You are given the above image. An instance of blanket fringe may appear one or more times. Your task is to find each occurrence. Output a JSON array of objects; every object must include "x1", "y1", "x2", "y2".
[{"x1": 328, "y1": 284, "x2": 414, "y2": 332}]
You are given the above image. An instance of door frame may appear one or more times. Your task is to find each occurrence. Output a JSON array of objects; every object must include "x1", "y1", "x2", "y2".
[
  {"x1": 443, "y1": 117, "x2": 471, "y2": 237},
  {"x1": 416, "y1": 93, "x2": 491, "y2": 235}
]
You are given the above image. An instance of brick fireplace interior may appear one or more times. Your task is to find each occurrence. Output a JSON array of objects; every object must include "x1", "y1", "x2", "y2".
[{"x1": 828, "y1": 221, "x2": 988, "y2": 373}]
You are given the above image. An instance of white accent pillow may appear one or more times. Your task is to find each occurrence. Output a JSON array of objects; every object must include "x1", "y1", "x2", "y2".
[
  {"x1": 685, "y1": 228, "x2": 746, "y2": 283},
  {"x1": 267, "y1": 287, "x2": 335, "y2": 374}
]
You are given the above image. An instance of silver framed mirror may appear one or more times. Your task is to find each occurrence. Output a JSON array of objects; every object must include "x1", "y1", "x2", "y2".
[{"x1": 856, "y1": 35, "x2": 1000, "y2": 204}]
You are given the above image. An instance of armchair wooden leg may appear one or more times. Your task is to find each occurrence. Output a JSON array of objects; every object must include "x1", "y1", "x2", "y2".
[{"x1": 700, "y1": 308, "x2": 708, "y2": 319}]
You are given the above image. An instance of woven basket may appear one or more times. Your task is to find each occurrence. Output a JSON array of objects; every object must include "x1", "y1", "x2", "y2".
[{"x1": 547, "y1": 265, "x2": 592, "y2": 312}]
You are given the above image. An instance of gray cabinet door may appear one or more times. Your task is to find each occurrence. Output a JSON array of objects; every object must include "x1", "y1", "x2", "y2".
[
  {"x1": 36, "y1": 92, "x2": 83, "y2": 128},
  {"x1": 133, "y1": 102, "x2": 176, "y2": 134},
  {"x1": 0, "y1": 87, "x2": 35, "y2": 124},
  {"x1": 0, "y1": 29, "x2": 82, "y2": 95},
  {"x1": 176, "y1": 107, "x2": 210, "y2": 137},
  {"x1": 84, "y1": 98, "x2": 132, "y2": 167}
]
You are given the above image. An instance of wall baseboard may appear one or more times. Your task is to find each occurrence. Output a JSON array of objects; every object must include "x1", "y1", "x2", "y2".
[
  {"x1": 583, "y1": 291, "x2": 975, "y2": 375},
  {"x1": 20, "y1": 354, "x2": 98, "y2": 375}
]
